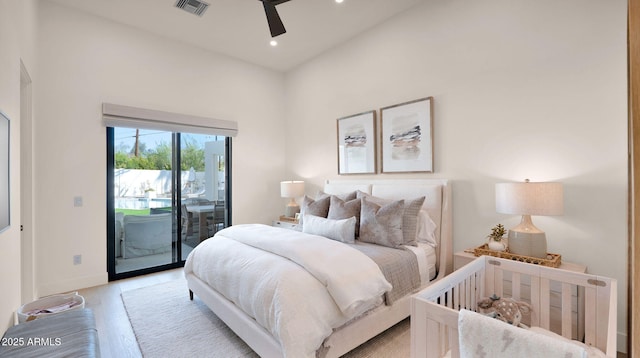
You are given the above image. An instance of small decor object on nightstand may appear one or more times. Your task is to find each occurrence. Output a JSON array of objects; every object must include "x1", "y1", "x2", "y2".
[{"x1": 486, "y1": 223, "x2": 506, "y2": 252}]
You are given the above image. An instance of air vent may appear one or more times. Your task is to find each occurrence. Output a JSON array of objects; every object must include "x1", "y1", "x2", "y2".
[{"x1": 175, "y1": 0, "x2": 210, "y2": 17}]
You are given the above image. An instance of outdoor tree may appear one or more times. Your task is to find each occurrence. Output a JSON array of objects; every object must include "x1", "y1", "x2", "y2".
[
  {"x1": 181, "y1": 139, "x2": 205, "y2": 171},
  {"x1": 114, "y1": 138, "x2": 206, "y2": 171},
  {"x1": 147, "y1": 142, "x2": 172, "y2": 170}
]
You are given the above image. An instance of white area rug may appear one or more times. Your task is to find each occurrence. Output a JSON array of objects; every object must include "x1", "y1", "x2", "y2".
[{"x1": 121, "y1": 279, "x2": 411, "y2": 357}]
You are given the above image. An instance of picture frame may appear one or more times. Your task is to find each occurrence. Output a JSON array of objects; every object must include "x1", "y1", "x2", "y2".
[
  {"x1": 337, "y1": 110, "x2": 377, "y2": 175},
  {"x1": 0, "y1": 111, "x2": 9, "y2": 233},
  {"x1": 380, "y1": 97, "x2": 433, "y2": 173}
]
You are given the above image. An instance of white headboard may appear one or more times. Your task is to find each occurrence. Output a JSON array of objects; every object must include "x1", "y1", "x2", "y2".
[{"x1": 324, "y1": 179, "x2": 453, "y2": 280}]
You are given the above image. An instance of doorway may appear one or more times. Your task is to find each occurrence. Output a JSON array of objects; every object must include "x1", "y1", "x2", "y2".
[
  {"x1": 107, "y1": 128, "x2": 230, "y2": 280},
  {"x1": 20, "y1": 61, "x2": 34, "y2": 303}
]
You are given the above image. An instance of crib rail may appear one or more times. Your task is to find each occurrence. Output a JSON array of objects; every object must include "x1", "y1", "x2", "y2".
[{"x1": 410, "y1": 256, "x2": 617, "y2": 358}]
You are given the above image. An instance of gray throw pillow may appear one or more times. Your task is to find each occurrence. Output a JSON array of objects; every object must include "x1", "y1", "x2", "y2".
[
  {"x1": 357, "y1": 192, "x2": 425, "y2": 246},
  {"x1": 316, "y1": 190, "x2": 357, "y2": 201},
  {"x1": 299, "y1": 195, "x2": 330, "y2": 225},
  {"x1": 359, "y1": 197, "x2": 405, "y2": 248},
  {"x1": 327, "y1": 195, "x2": 362, "y2": 237}
]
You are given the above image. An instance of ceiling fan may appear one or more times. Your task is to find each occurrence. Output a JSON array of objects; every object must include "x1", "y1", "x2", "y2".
[{"x1": 259, "y1": 0, "x2": 291, "y2": 38}]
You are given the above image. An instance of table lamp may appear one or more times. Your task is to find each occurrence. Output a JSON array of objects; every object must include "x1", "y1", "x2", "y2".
[
  {"x1": 280, "y1": 181, "x2": 305, "y2": 218},
  {"x1": 495, "y1": 179, "x2": 563, "y2": 258}
]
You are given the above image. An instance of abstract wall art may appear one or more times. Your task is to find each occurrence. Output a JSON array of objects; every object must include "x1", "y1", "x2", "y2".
[
  {"x1": 380, "y1": 97, "x2": 433, "y2": 173},
  {"x1": 337, "y1": 110, "x2": 377, "y2": 175}
]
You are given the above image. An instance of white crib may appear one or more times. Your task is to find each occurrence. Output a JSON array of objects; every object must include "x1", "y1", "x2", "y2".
[{"x1": 411, "y1": 255, "x2": 617, "y2": 357}]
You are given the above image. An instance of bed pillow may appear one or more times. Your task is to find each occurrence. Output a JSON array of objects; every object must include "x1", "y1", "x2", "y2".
[
  {"x1": 316, "y1": 190, "x2": 357, "y2": 201},
  {"x1": 299, "y1": 195, "x2": 330, "y2": 226},
  {"x1": 302, "y1": 214, "x2": 356, "y2": 244},
  {"x1": 417, "y1": 209, "x2": 438, "y2": 247},
  {"x1": 359, "y1": 197, "x2": 405, "y2": 248},
  {"x1": 301, "y1": 195, "x2": 331, "y2": 217},
  {"x1": 357, "y1": 192, "x2": 425, "y2": 246},
  {"x1": 399, "y1": 196, "x2": 425, "y2": 246},
  {"x1": 327, "y1": 195, "x2": 362, "y2": 237}
]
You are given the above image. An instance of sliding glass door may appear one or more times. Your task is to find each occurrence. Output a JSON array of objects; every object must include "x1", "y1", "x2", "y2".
[
  {"x1": 107, "y1": 128, "x2": 230, "y2": 280},
  {"x1": 179, "y1": 133, "x2": 228, "y2": 261}
]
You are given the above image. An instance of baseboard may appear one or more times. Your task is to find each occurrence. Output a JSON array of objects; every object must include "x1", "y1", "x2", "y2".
[
  {"x1": 618, "y1": 332, "x2": 628, "y2": 354},
  {"x1": 38, "y1": 272, "x2": 108, "y2": 297}
]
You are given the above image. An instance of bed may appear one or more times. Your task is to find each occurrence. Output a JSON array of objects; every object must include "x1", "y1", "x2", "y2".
[
  {"x1": 184, "y1": 179, "x2": 453, "y2": 358},
  {"x1": 411, "y1": 255, "x2": 617, "y2": 357}
]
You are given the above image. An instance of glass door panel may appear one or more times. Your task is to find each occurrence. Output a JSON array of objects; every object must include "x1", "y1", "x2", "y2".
[
  {"x1": 112, "y1": 128, "x2": 177, "y2": 274},
  {"x1": 108, "y1": 127, "x2": 230, "y2": 280},
  {"x1": 180, "y1": 134, "x2": 227, "y2": 261}
]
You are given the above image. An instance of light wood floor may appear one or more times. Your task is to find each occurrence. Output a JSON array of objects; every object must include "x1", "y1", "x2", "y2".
[
  {"x1": 77, "y1": 268, "x2": 185, "y2": 358},
  {"x1": 78, "y1": 268, "x2": 629, "y2": 358}
]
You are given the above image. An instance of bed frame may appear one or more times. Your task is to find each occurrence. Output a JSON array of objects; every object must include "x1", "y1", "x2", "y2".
[
  {"x1": 411, "y1": 255, "x2": 617, "y2": 358},
  {"x1": 186, "y1": 179, "x2": 453, "y2": 358}
]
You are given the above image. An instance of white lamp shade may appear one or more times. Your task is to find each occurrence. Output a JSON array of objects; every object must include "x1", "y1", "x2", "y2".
[
  {"x1": 495, "y1": 181, "x2": 563, "y2": 216},
  {"x1": 280, "y1": 181, "x2": 305, "y2": 198}
]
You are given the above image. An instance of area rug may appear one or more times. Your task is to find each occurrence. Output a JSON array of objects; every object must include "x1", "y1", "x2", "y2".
[{"x1": 121, "y1": 279, "x2": 411, "y2": 357}]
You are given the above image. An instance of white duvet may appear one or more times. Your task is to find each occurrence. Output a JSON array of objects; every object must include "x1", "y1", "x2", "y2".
[{"x1": 184, "y1": 224, "x2": 392, "y2": 358}]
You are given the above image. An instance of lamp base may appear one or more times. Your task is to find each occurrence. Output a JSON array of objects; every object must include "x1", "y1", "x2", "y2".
[
  {"x1": 284, "y1": 201, "x2": 300, "y2": 219},
  {"x1": 508, "y1": 230, "x2": 547, "y2": 258},
  {"x1": 507, "y1": 214, "x2": 547, "y2": 259}
]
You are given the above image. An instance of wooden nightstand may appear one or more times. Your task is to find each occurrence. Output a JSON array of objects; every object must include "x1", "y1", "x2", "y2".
[{"x1": 454, "y1": 249, "x2": 587, "y2": 340}]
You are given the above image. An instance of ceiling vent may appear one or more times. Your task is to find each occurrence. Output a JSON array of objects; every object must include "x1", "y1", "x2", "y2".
[{"x1": 175, "y1": 0, "x2": 210, "y2": 17}]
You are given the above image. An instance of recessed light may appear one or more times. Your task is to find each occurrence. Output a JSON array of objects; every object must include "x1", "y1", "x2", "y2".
[
  {"x1": 335, "y1": 0, "x2": 344, "y2": 3},
  {"x1": 270, "y1": 40, "x2": 278, "y2": 47}
]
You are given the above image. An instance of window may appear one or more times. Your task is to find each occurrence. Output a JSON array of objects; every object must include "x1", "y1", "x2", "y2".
[{"x1": 103, "y1": 104, "x2": 235, "y2": 280}]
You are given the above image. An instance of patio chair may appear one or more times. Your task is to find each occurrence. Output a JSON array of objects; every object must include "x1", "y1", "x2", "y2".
[
  {"x1": 122, "y1": 213, "x2": 172, "y2": 258},
  {"x1": 206, "y1": 203, "x2": 226, "y2": 238}
]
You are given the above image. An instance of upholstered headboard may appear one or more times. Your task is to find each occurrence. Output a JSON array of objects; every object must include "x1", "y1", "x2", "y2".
[{"x1": 324, "y1": 179, "x2": 453, "y2": 280}]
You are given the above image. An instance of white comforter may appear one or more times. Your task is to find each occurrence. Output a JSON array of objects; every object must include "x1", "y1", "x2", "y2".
[{"x1": 184, "y1": 224, "x2": 392, "y2": 358}]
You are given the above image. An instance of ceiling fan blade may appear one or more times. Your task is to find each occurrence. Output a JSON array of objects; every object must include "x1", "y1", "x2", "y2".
[
  {"x1": 268, "y1": 0, "x2": 291, "y2": 5},
  {"x1": 262, "y1": 2, "x2": 286, "y2": 37}
]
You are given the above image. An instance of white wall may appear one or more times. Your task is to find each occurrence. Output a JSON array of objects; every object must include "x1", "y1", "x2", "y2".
[
  {"x1": 35, "y1": 1, "x2": 286, "y2": 295},
  {"x1": 284, "y1": 0, "x2": 628, "y2": 348},
  {"x1": 0, "y1": 0, "x2": 38, "y2": 329}
]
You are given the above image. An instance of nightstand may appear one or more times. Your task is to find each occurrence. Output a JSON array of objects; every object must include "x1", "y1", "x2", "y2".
[
  {"x1": 454, "y1": 250, "x2": 587, "y2": 272},
  {"x1": 272, "y1": 219, "x2": 299, "y2": 230},
  {"x1": 454, "y1": 249, "x2": 587, "y2": 340}
]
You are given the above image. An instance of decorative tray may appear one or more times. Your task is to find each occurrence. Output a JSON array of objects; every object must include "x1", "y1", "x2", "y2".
[
  {"x1": 278, "y1": 215, "x2": 299, "y2": 223},
  {"x1": 473, "y1": 244, "x2": 562, "y2": 268}
]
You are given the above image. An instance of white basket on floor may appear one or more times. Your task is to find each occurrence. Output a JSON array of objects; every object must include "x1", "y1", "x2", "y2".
[{"x1": 17, "y1": 292, "x2": 85, "y2": 323}]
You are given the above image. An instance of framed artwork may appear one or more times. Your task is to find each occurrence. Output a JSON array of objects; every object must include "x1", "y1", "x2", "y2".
[
  {"x1": 0, "y1": 111, "x2": 9, "y2": 233},
  {"x1": 337, "y1": 110, "x2": 377, "y2": 175},
  {"x1": 380, "y1": 97, "x2": 433, "y2": 173}
]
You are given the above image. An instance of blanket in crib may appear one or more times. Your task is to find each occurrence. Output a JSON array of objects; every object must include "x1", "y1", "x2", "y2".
[{"x1": 458, "y1": 309, "x2": 587, "y2": 358}]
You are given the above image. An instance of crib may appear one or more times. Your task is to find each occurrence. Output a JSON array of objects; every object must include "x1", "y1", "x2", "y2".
[{"x1": 411, "y1": 255, "x2": 617, "y2": 357}]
